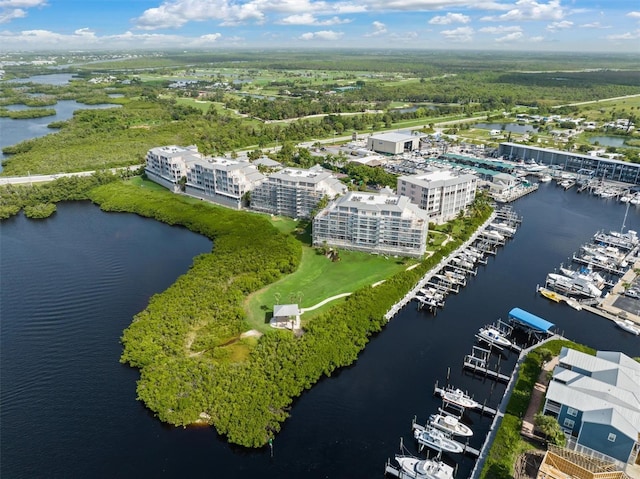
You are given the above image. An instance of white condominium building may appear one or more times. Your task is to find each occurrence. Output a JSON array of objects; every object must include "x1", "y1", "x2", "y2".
[
  {"x1": 185, "y1": 156, "x2": 265, "y2": 209},
  {"x1": 312, "y1": 191, "x2": 429, "y2": 258},
  {"x1": 145, "y1": 145, "x2": 200, "y2": 190},
  {"x1": 250, "y1": 165, "x2": 347, "y2": 219},
  {"x1": 145, "y1": 145, "x2": 265, "y2": 209},
  {"x1": 397, "y1": 170, "x2": 478, "y2": 223}
]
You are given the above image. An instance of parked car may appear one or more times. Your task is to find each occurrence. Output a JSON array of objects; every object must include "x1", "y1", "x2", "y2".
[{"x1": 624, "y1": 289, "x2": 639, "y2": 299}]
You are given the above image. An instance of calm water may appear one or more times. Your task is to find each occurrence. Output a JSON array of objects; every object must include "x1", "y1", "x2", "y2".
[
  {"x1": 0, "y1": 101, "x2": 120, "y2": 168},
  {"x1": 1, "y1": 73, "x2": 120, "y2": 170},
  {"x1": 1, "y1": 187, "x2": 639, "y2": 479},
  {"x1": 6, "y1": 73, "x2": 77, "y2": 85},
  {"x1": 589, "y1": 135, "x2": 629, "y2": 148},
  {"x1": 474, "y1": 122, "x2": 538, "y2": 134}
]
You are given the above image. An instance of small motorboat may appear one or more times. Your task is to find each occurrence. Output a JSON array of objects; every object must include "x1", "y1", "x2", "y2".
[
  {"x1": 394, "y1": 454, "x2": 455, "y2": 479},
  {"x1": 414, "y1": 426, "x2": 464, "y2": 454},
  {"x1": 565, "y1": 298, "x2": 582, "y2": 311},
  {"x1": 539, "y1": 287, "x2": 561, "y2": 303},
  {"x1": 428, "y1": 412, "x2": 473, "y2": 438},
  {"x1": 476, "y1": 325, "x2": 513, "y2": 349},
  {"x1": 614, "y1": 319, "x2": 640, "y2": 336},
  {"x1": 439, "y1": 387, "x2": 480, "y2": 409}
]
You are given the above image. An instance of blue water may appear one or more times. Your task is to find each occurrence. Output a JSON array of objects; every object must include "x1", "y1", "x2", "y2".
[
  {"x1": 1, "y1": 186, "x2": 638, "y2": 478},
  {"x1": 0, "y1": 100, "x2": 120, "y2": 168}
]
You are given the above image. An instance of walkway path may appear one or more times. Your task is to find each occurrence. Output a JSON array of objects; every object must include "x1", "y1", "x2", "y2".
[
  {"x1": 299, "y1": 292, "x2": 352, "y2": 313},
  {"x1": 521, "y1": 356, "x2": 559, "y2": 437}
]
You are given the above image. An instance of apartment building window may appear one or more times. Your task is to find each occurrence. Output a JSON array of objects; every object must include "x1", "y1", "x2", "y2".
[
  {"x1": 566, "y1": 407, "x2": 578, "y2": 417},
  {"x1": 608, "y1": 433, "x2": 616, "y2": 442},
  {"x1": 563, "y1": 418, "x2": 575, "y2": 429}
]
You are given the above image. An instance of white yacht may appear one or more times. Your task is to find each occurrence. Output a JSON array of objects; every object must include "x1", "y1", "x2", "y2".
[
  {"x1": 414, "y1": 426, "x2": 464, "y2": 454},
  {"x1": 439, "y1": 387, "x2": 480, "y2": 410},
  {"x1": 393, "y1": 455, "x2": 455, "y2": 479},
  {"x1": 614, "y1": 319, "x2": 640, "y2": 336},
  {"x1": 559, "y1": 266, "x2": 606, "y2": 289},
  {"x1": 476, "y1": 325, "x2": 512, "y2": 348},
  {"x1": 546, "y1": 273, "x2": 602, "y2": 299},
  {"x1": 428, "y1": 412, "x2": 473, "y2": 438}
]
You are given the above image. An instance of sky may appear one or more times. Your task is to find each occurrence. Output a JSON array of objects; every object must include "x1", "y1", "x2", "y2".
[{"x1": 0, "y1": 0, "x2": 639, "y2": 52}]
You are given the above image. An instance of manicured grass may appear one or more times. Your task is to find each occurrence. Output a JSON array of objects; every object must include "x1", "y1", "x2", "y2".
[{"x1": 244, "y1": 246, "x2": 413, "y2": 330}]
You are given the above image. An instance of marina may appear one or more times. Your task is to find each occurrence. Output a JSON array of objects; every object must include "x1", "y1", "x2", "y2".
[
  {"x1": 3, "y1": 183, "x2": 639, "y2": 479},
  {"x1": 408, "y1": 207, "x2": 521, "y2": 315}
]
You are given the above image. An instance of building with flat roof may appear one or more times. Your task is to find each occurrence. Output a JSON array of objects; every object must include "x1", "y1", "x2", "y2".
[
  {"x1": 145, "y1": 145, "x2": 265, "y2": 209},
  {"x1": 499, "y1": 142, "x2": 640, "y2": 185},
  {"x1": 397, "y1": 169, "x2": 478, "y2": 223},
  {"x1": 312, "y1": 191, "x2": 429, "y2": 258},
  {"x1": 542, "y1": 347, "x2": 640, "y2": 467},
  {"x1": 367, "y1": 132, "x2": 421, "y2": 155},
  {"x1": 250, "y1": 165, "x2": 347, "y2": 219},
  {"x1": 185, "y1": 156, "x2": 265, "y2": 209},
  {"x1": 145, "y1": 145, "x2": 200, "y2": 191}
]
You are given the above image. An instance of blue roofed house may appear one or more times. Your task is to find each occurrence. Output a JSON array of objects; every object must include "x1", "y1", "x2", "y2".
[{"x1": 542, "y1": 347, "x2": 640, "y2": 467}]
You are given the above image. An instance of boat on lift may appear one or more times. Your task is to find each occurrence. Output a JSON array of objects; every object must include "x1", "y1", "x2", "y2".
[
  {"x1": 438, "y1": 387, "x2": 480, "y2": 410},
  {"x1": 476, "y1": 325, "x2": 513, "y2": 348},
  {"x1": 428, "y1": 412, "x2": 473, "y2": 438},
  {"x1": 393, "y1": 454, "x2": 455, "y2": 479},
  {"x1": 546, "y1": 273, "x2": 602, "y2": 299},
  {"x1": 414, "y1": 426, "x2": 464, "y2": 454}
]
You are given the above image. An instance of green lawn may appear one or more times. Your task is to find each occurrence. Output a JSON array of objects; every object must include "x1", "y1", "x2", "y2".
[{"x1": 244, "y1": 246, "x2": 413, "y2": 331}]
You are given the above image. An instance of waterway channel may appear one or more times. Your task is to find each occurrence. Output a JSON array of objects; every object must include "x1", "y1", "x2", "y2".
[{"x1": 1, "y1": 185, "x2": 639, "y2": 478}]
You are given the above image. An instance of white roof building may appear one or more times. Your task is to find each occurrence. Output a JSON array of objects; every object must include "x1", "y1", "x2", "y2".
[
  {"x1": 145, "y1": 145, "x2": 265, "y2": 209},
  {"x1": 250, "y1": 165, "x2": 347, "y2": 219},
  {"x1": 312, "y1": 191, "x2": 429, "y2": 258},
  {"x1": 367, "y1": 132, "x2": 421, "y2": 155},
  {"x1": 397, "y1": 169, "x2": 478, "y2": 224}
]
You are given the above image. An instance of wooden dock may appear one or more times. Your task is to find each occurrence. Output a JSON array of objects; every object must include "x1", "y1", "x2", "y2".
[
  {"x1": 463, "y1": 350, "x2": 511, "y2": 383},
  {"x1": 433, "y1": 382, "x2": 498, "y2": 417}
]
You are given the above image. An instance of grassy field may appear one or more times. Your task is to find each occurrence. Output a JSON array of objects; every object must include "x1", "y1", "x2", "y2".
[{"x1": 244, "y1": 242, "x2": 414, "y2": 331}]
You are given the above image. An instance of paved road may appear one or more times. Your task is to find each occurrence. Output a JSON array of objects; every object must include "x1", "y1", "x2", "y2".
[{"x1": 0, "y1": 165, "x2": 142, "y2": 185}]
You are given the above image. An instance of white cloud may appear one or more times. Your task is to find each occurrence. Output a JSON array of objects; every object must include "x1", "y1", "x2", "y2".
[
  {"x1": 495, "y1": 31, "x2": 523, "y2": 42},
  {"x1": 135, "y1": 0, "x2": 265, "y2": 30},
  {"x1": 279, "y1": 14, "x2": 350, "y2": 26},
  {"x1": 134, "y1": 0, "x2": 365, "y2": 30},
  {"x1": 0, "y1": 6, "x2": 25, "y2": 22},
  {"x1": 389, "y1": 30, "x2": 418, "y2": 41},
  {"x1": 365, "y1": 20, "x2": 387, "y2": 36},
  {"x1": 606, "y1": 30, "x2": 640, "y2": 41},
  {"x1": 530, "y1": 35, "x2": 544, "y2": 42},
  {"x1": 0, "y1": 28, "x2": 226, "y2": 50},
  {"x1": 626, "y1": 11, "x2": 640, "y2": 19},
  {"x1": 0, "y1": 0, "x2": 46, "y2": 23},
  {"x1": 359, "y1": 0, "x2": 507, "y2": 10},
  {"x1": 579, "y1": 22, "x2": 610, "y2": 29},
  {"x1": 73, "y1": 28, "x2": 95, "y2": 37},
  {"x1": 0, "y1": 0, "x2": 47, "y2": 7},
  {"x1": 479, "y1": 25, "x2": 522, "y2": 34},
  {"x1": 298, "y1": 30, "x2": 343, "y2": 40},
  {"x1": 428, "y1": 12, "x2": 470, "y2": 25},
  {"x1": 546, "y1": 20, "x2": 572, "y2": 31},
  {"x1": 481, "y1": 0, "x2": 565, "y2": 22},
  {"x1": 441, "y1": 26, "x2": 473, "y2": 42}
]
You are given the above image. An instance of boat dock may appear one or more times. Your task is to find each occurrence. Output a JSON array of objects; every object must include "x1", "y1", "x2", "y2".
[
  {"x1": 433, "y1": 382, "x2": 498, "y2": 418},
  {"x1": 411, "y1": 422, "x2": 480, "y2": 458},
  {"x1": 462, "y1": 346, "x2": 511, "y2": 383}
]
